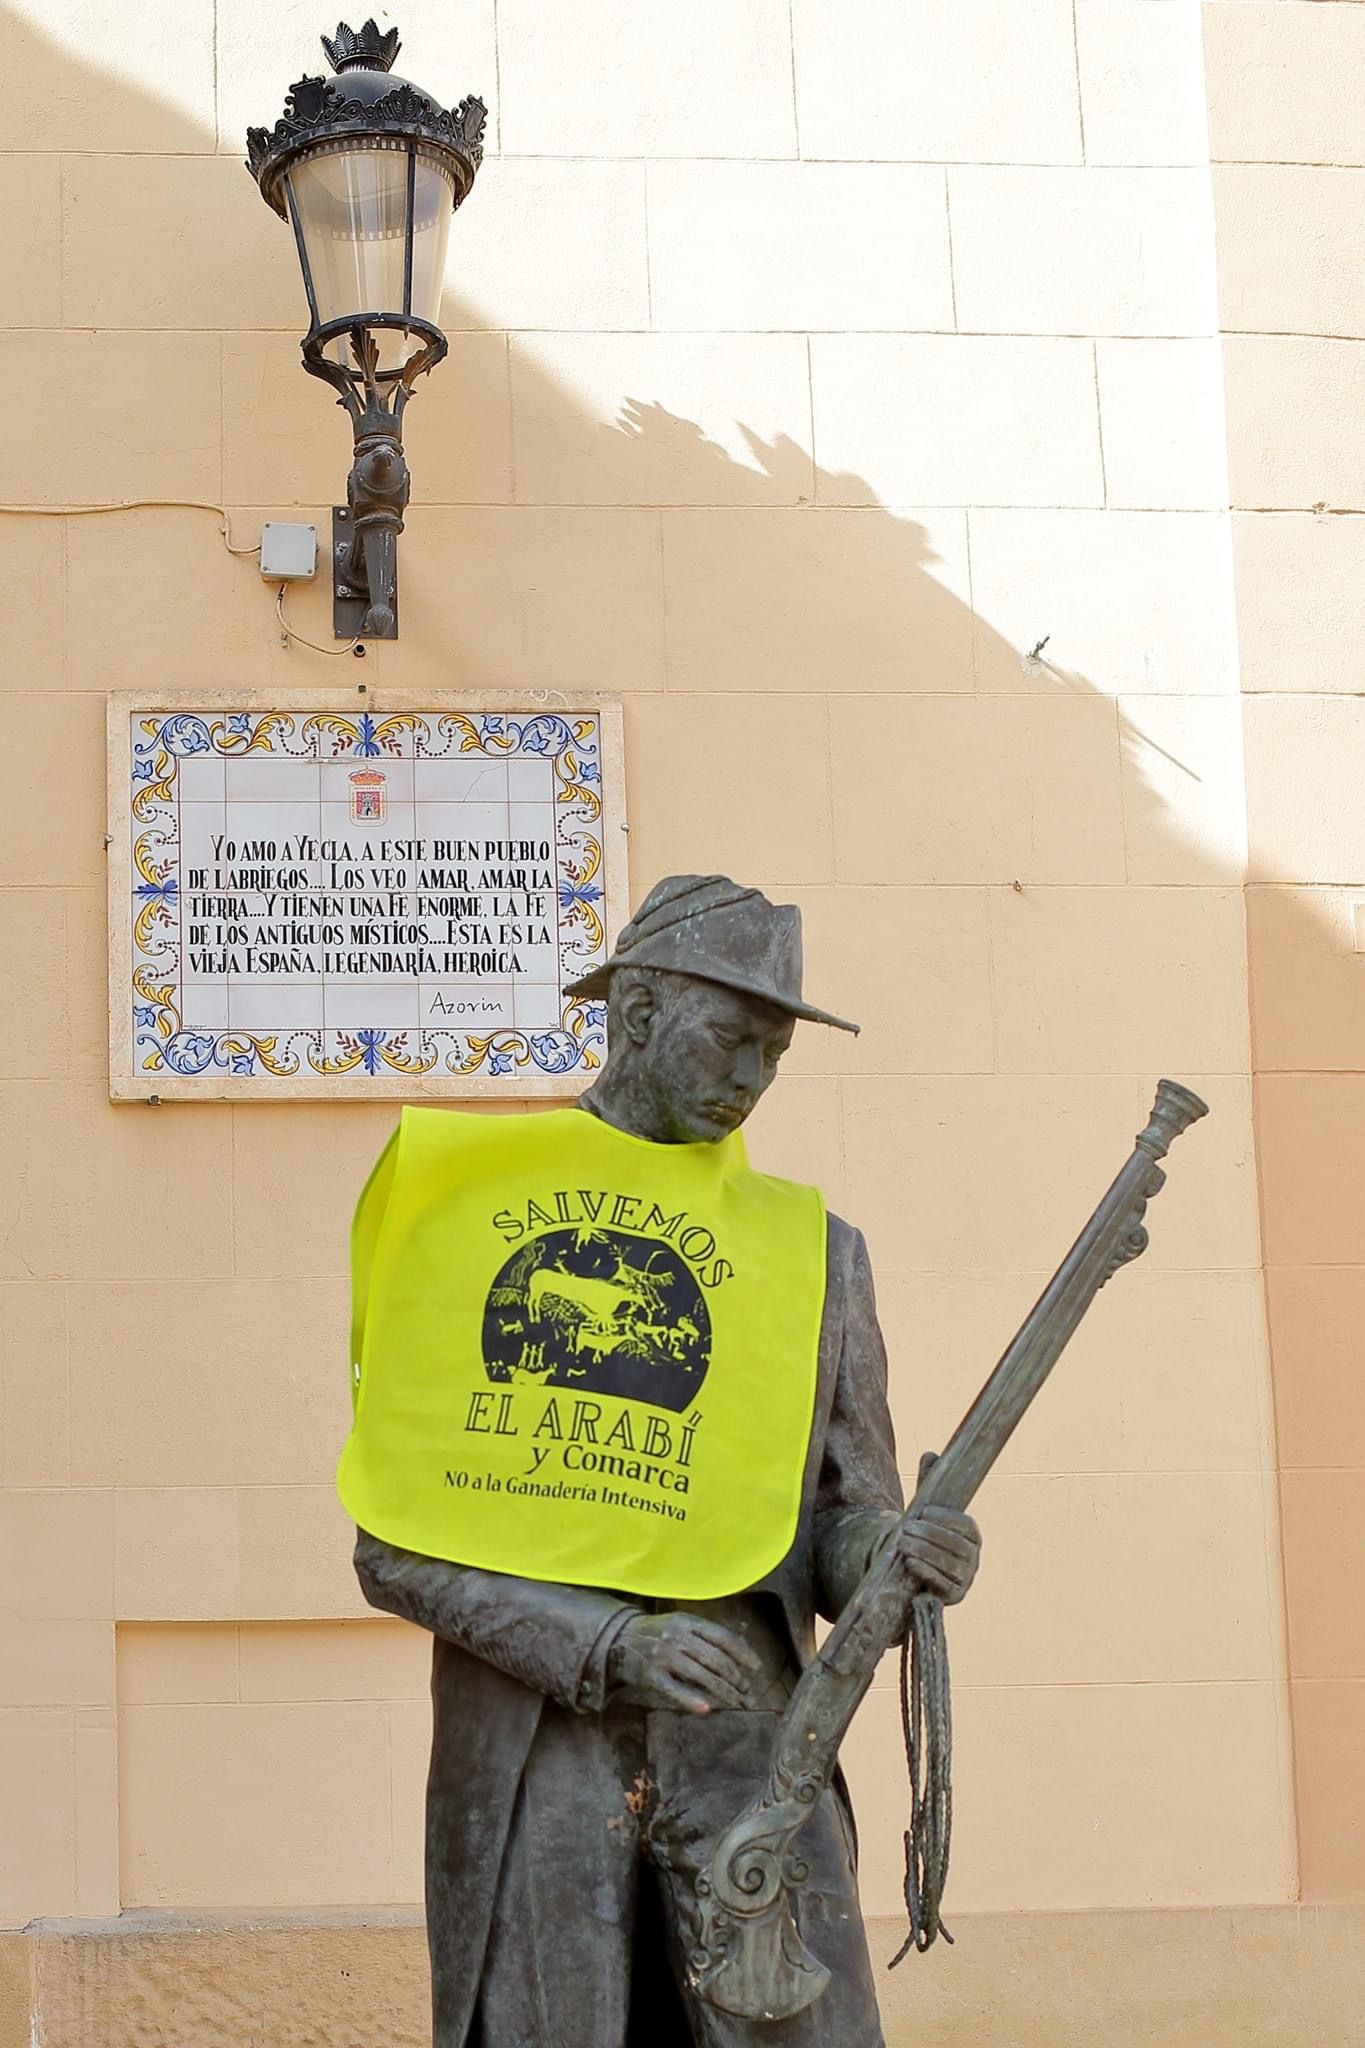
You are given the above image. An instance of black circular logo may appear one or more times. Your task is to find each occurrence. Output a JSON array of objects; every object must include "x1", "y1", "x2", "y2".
[{"x1": 482, "y1": 1228, "x2": 711, "y2": 1413}]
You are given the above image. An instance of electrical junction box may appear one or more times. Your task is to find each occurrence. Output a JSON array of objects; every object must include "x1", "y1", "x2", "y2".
[{"x1": 259, "y1": 522, "x2": 318, "y2": 580}]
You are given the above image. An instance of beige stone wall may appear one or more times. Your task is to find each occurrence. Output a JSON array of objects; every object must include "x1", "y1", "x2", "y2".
[
  {"x1": 1, "y1": 0, "x2": 1298, "y2": 1962},
  {"x1": 1206, "y1": 0, "x2": 1365, "y2": 1904},
  {"x1": 8, "y1": 1905, "x2": 1365, "y2": 2048}
]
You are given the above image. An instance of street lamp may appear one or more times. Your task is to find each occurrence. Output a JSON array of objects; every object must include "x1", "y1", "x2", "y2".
[{"x1": 247, "y1": 20, "x2": 486, "y2": 639}]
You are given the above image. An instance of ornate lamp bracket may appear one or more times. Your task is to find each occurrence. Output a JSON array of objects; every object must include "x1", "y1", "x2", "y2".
[{"x1": 304, "y1": 325, "x2": 444, "y2": 640}]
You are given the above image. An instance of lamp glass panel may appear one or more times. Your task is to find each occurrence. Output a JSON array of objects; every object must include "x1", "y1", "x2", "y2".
[
  {"x1": 287, "y1": 141, "x2": 454, "y2": 371},
  {"x1": 408, "y1": 158, "x2": 456, "y2": 330}
]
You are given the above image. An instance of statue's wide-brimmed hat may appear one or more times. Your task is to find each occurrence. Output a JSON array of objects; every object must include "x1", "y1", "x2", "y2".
[{"x1": 565, "y1": 874, "x2": 859, "y2": 1034}]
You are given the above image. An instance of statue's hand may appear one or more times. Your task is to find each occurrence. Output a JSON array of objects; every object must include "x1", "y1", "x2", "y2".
[
  {"x1": 607, "y1": 1612, "x2": 762, "y2": 1715},
  {"x1": 875, "y1": 1506, "x2": 981, "y2": 1611}
]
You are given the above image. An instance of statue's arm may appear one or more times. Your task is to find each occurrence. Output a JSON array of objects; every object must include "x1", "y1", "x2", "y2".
[
  {"x1": 353, "y1": 1528, "x2": 637, "y2": 1713},
  {"x1": 812, "y1": 1224, "x2": 905, "y2": 1620}
]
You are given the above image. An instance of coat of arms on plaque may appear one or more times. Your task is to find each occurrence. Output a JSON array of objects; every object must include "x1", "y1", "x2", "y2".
[{"x1": 349, "y1": 768, "x2": 387, "y2": 822}]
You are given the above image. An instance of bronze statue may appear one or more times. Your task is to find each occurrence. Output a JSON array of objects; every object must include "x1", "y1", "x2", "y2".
[{"x1": 354, "y1": 873, "x2": 982, "y2": 2046}]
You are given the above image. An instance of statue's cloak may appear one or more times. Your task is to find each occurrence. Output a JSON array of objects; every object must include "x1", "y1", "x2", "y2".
[{"x1": 357, "y1": 1214, "x2": 903, "y2": 2047}]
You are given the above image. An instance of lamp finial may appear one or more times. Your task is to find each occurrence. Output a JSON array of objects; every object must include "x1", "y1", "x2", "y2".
[{"x1": 322, "y1": 19, "x2": 401, "y2": 74}]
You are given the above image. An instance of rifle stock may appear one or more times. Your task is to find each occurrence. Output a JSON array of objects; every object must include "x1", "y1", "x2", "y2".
[{"x1": 688, "y1": 1079, "x2": 1209, "y2": 2022}]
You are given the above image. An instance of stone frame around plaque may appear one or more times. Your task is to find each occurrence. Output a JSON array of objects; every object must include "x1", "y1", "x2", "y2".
[{"x1": 106, "y1": 690, "x2": 628, "y2": 1102}]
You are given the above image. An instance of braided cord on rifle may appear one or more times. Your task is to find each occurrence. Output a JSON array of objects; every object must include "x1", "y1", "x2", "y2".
[{"x1": 889, "y1": 1591, "x2": 954, "y2": 1966}]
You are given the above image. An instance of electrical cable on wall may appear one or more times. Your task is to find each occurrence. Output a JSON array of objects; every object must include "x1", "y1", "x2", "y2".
[
  {"x1": 0, "y1": 501, "x2": 362, "y2": 657},
  {"x1": 274, "y1": 582, "x2": 360, "y2": 658},
  {"x1": 0, "y1": 499, "x2": 261, "y2": 557}
]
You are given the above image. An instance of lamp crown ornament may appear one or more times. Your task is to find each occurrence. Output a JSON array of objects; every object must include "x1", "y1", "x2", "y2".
[
  {"x1": 322, "y1": 18, "x2": 402, "y2": 73},
  {"x1": 246, "y1": 22, "x2": 486, "y2": 218}
]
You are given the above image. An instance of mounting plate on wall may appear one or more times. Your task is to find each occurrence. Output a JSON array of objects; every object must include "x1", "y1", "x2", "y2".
[{"x1": 332, "y1": 506, "x2": 399, "y2": 640}]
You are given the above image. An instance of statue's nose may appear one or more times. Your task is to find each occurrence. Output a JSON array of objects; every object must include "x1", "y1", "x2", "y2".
[{"x1": 732, "y1": 1045, "x2": 764, "y2": 1097}]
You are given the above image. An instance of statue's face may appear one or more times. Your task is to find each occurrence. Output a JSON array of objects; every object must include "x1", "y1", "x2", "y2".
[{"x1": 637, "y1": 977, "x2": 796, "y2": 1144}]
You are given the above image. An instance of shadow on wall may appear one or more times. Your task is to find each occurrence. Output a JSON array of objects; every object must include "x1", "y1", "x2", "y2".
[{"x1": 1, "y1": 0, "x2": 1334, "y2": 1949}]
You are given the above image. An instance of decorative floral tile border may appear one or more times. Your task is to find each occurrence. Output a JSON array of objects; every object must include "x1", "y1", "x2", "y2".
[{"x1": 108, "y1": 694, "x2": 627, "y2": 1101}]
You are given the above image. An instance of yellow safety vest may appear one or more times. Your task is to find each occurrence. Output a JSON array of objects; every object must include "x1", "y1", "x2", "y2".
[{"x1": 339, "y1": 1105, "x2": 827, "y2": 1599}]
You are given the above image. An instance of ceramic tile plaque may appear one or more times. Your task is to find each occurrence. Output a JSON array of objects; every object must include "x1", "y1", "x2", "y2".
[{"x1": 108, "y1": 693, "x2": 626, "y2": 1101}]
